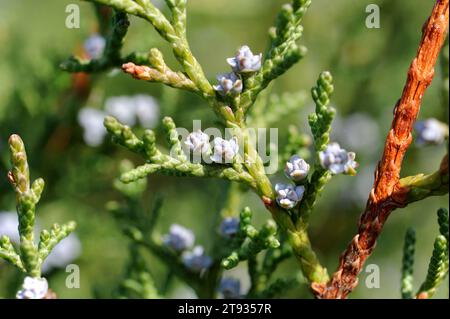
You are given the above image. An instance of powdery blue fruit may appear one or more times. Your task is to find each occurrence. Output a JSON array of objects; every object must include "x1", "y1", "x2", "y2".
[
  {"x1": 185, "y1": 130, "x2": 211, "y2": 155},
  {"x1": 214, "y1": 72, "x2": 243, "y2": 96},
  {"x1": 182, "y1": 246, "x2": 213, "y2": 272},
  {"x1": 414, "y1": 118, "x2": 448, "y2": 146},
  {"x1": 319, "y1": 142, "x2": 358, "y2": 175},
  {"x1": 211, "y1": 137, "x2": 239, "y2": 164},
  {"x1": 16, "y1": 276, "x2": 48, "y2": 299},
  {"x1": 284, "y1": 155, "x2": 310, "y2": 182},
  {"x1": 105, "y1": 96, "x2": 139, "y2": 127},
  {"x1": 227, "y1": 46, "x2": 262, "y2": 73},
  {"x1": 219, "y1": 277, "x2": 241, "y2": 299},
  {"x1": 132, "y1": 95, "x2": 160, "y2": 129},
  {"x1": 105, "y1": 95, "x2": 160, "y2": 129},
  {"x1": 83, "y1": 33, "x2": 106, "y2": 59},
  {"x1": 77, "y1": 107, "x2": 107, "y2": 147},
  {"x1": 275, "y1": 183, "x2": 305, "y2": 209},
  {"x1": 163, "y1": 224, "x2": 195, "y2": 252},
  {"x1": 219, "y1": 217, "x2": 240, "y2": 238}
]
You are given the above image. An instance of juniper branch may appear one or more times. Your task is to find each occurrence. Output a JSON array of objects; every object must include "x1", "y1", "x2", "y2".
[
  {"x1": 401, "y1": 228, "x2": 416, "y2": 299},
  {"x1": 117, "y1": 244, "x2": 160, "y2": 299},
  {"x1": 165, "y1": 0, "x2": 187, "y2": 36},
  {"x1": 122, "y1": 50, "x2": 199, "y2": 93},
  {"x1": 296, "y1": 71, "x2": 335, "y2": 227},
  {"x1": 60, "y1": 10, "x2": 147, "y2": 73},
  {"x1": 240, "y1": 0, "x2": 310, "y2": 113},
  {"x1": 0, "y1": 236, "x2": 25, "y2": 272},
  {"x1": 438, "y1": 208, "x2": 449, "y2": 242},
  {"x1": 417, "y1": 235, "x2": 448, "y2": 298},
  {"x1": 222, "y1": 207, "x2": 280, "y2": 270},
  {"x1": 247, "y1": 238, "x2": 293, "y2": 296},
  {"x1": 2, "y1": 135, "x2": 76, "y2": 279},
  {"x1": 104, "y1": 116, "x2": 256, "y2": 187},
  {"x1": 38, "y1": 222, "x2": 77, "y2": 261}
]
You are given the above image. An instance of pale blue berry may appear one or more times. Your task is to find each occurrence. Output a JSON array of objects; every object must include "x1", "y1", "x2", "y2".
[
  {"x1": 163, "y1": 224, "x2": 195, "y2": 252},
  {"x1": 77, "y1": 107, "x2": 107, "y2": 147},
  {"x1": 275, "y1": 183, "x2": 305, "y2": 210},
  {"x1": 211, "y1": 137, "x2": 239, "y2": 164},
  {"x1": 219, "y1": 217, "x2": 239, "y2": 238},
  {"x1": 227, "y1": 46, "x2": 262, "y2": 73},
  {"x1": 182, "y1": 246, "x2": 213, "y2": 272},
  {"x1": 319, "y1": 142, "x2": 358, "y2": 175},
  {"x1": 415, "y1": 118, "x2": 448, "y2": 146},
  {"x1": 133, "y1": 94, "x2": 160, "y2": 129},
  {"x1": 105, "y1": 96, "x2": 137, "y2": 127},
  {"x1": 185, "y1": 130, "x2": 211, "y2": 155},
  {"x1": 16, "y1": 277, "x2": 48, "y2": 299},
  {"x1": 214, "y1": 72, "x2": 243, "y2": 96},
  {"x1": 285, "y1": 155, "x2": 310, "y2": 182},
  {"x1": 219, "y1": 278, "x2": 241, "y2": 299},
  {"x1": 83, "y1": 33, "x2": 106, "y2": 59}
]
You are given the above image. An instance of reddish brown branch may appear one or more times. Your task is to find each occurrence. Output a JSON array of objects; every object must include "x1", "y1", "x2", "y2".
[{"x1": 312, "y1": 0, "x2": 449, "y2": 299}]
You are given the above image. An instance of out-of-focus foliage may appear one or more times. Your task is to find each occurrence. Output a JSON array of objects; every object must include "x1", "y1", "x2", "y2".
[{"x1": 0, "y1": 0, "x2": 448, "y2": 298}]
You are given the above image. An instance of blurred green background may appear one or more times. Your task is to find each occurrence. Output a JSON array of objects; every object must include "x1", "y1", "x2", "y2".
[{"x1": 0, "y1": 0, "x2": 448, "y2": 298}]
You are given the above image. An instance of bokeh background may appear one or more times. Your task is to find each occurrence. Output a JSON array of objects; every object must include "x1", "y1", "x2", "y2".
[{"x1": 0, "y1": 0, "x2": 448, "y2": 298}]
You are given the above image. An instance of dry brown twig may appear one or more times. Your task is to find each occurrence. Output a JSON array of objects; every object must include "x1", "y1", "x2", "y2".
[{"x1": 312, "y1": 0, "x2": 449, "y2": 299}]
